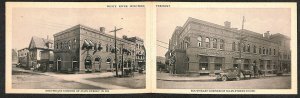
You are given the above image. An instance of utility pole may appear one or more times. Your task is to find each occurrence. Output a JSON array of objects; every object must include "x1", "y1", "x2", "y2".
[
  {"x1": 237, "y1": 16, "x2": 247, "y2": 78},
  {"x1": 121, "y1": 43, "x2": 124, "y2": 77},
  {"x1": 110, "y1": 26, "x2": 123, "y2": 77}
]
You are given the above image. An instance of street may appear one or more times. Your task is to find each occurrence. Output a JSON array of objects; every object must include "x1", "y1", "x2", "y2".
[
  {"x1": 12, "y1": 71, "x2": 102, "y2": 89},
  {"x1": 12, "y1": 65, "x2": 146, "y2": 89},
  {"x1": 157, "y1": 73, "x2": 291, "y2": 89}
]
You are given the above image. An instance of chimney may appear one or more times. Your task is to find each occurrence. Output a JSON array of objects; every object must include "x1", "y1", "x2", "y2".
[
  {"x1": 264, "y1": 31, "x2": 270, "y2": 38},
  {"x1": 224, "y1": 21, "x2": 231, "y2": 28},
  {"x1": 100, "y1": 27, "x2": 105, "y2": 33}
]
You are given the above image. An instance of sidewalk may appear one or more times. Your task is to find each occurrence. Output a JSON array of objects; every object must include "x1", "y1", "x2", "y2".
[
  {"x1": 157, "y1": 72, "x2": 291, "y2": 81},
  {"x1": 13, "y1": 67, "x2": 129, "y2": 89},
  {"x1": 157, "y1": 72, "x2": 216, "y2": 81}
]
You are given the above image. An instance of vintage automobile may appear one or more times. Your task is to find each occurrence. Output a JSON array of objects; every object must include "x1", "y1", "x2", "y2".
[{"x1": 216, "y1": 68, "x2": 241, "y2": 81}]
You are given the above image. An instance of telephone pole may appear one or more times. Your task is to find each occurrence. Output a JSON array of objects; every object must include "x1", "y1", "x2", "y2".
[
  {"x1": 237, "y1": 16, "x2": 247, "y2": 78},
  {"x1": 110, "y1": 26, "x2": 123, "y2": 77}
]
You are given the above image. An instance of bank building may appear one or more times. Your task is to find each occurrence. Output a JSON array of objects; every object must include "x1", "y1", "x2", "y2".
[
  {"x1": 53, "y1": 24, "x2": 146, "y2": 73},
  {"x1": 165, "y1": 17, "x2": 291, "y2": 76}
]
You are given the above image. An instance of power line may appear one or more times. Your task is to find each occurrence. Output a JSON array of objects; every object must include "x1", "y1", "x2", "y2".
[
  {"x1": 157, "y1": 40, "x2": 169, "y2": 45},
  {"x1": 157, "y1": 44, "x2": 168, "y2": 49}
]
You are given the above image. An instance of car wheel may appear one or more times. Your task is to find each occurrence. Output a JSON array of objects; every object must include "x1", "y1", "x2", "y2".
[
  {"x1": 236, "y1": 76, "x2": 240, "y2": 81},
  {"x1": 221, "y1": 76, "x2": 227, "y2": 81}
]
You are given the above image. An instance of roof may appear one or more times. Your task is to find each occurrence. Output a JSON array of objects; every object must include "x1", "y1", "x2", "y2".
[{"x1": 29, "y1": 36, "x2": 54, "y2": 50}]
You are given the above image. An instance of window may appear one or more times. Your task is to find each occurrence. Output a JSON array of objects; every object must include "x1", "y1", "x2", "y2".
[
  {"x1": 212, "y1": 38, "x2": 217, "y2": 48},
  {"x1": 242, "y1": 43, "x2": 246, "y2": 52},
  {"x1": 247, "y1": 44, "x2": 250, "y2": 52},
  {"x1": 205, "y1": 37, "x2": 210, "y2": 48},
  {"x1": 185, "y1": 42, "x2": 188, "y2": 49},
  {"x1": 73, "y1": 39, "x2": 77, "y2": 49},
  {"x1": 215, "y1": 64, "x2": 222, "y2": 70},
  {"x1": 56, "y1": 43, "x2": 59, "y2": 49},
  {"x1": 253, "y1": 45, "x2": 256, "y2": 53},
  {"x1": 266, "y1": 48, "x2": 269, "y2": 55},
  {"x1": 259, "y1": 47, "x2": 261, "y2": 54},
  {"x1": 269, "y1": 48, "x2": 272, "y2": 55},
  {"x1": 197, "y1": 36, "x2": 202, "y2": 47},
  {"x1": 232, "y1": 42, "x2": 236, "y2": 51},
  {"x1": 238, "y1": 42, "x2": 241, "y2": 51},
  {"x1": 263, "y1": 47, "x2": 265, "y2": 54},
  {"x1": 60, "y1": 42, "x2": 63, "y2": 49},
  {"x1": 220, "y1": 39, "x2": 224, "y2": 50},
  {"x1": 274, "y1": 49, "x2": 276, "y2": 55}
]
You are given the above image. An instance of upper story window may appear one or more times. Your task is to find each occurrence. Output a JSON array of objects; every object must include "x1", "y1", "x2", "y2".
[
  {"x1": 220, "y1": 39, "x2": 224, "y2": 50},
  {"x1": 263, "y1": 47, "x2": 265, "y2": 54},
  {"x1": 253, "y1": 45, "x2": 256, "y2": 53},
  {"x1": 274, "y1": 49, "x2": 276, "y2": 55},
  {"x1": 266, "y1": 48, "x2": 269, "y2": 55},
  {"x1": 259, "y1": 47, "x2": 262, "y2": 54},
  {"x1": 247, "y1": 44, "x2": 250, "y2": 52},
  {"x1": 60, "y1": 42, "x2": 63, "y2": 49},
  {"x1": 197, "y1": 36, "x2": 202, "y2": 47},
  {"x1": 238, "y1": 42, "x2": 241, "y2": 51},
  {"x1": 212, "y1": 38, "x2": 217, "y2": 48},
  {"x1": 56, "y1": 43, "x2": 59, "y2": 49},
  {"x1": 205, "y1": 37, "x2": 210, "y2": 48},
  {"x1": 242, "y1": 43, "x2": 246, "y2": 52},
  {"x1": 232, "y1": 42, "x2": 236, "y2": 51},
  {"x1": 269, "y1": 48, "x2": 272, "y2": 55}
]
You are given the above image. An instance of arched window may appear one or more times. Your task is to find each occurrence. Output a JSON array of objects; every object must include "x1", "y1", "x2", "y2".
[
  {"x1": 242, "y1": 43, "x2": 246, "y2": 52},
  {"x1": 197, "y1": 36, "x2": 202, "y2": 47},
  {"x1": 247, "y1": 44, "x2": 250, "y2": 52},
  {"x1": 274, "y1": 49, "x2": 276, "y2": 55},
  {"x1": 68, "y1": 40, "x2": 71, "y2": 49},
  {"x1": 269, "y1": 48, "x2": 272, "y2": 55},
  {"x1": 263, "y1": 47, "x2": 265, "y2": 54},
  {"x1": 232, "y1": 42, "x2": 236, "y2": 51},
  {"x1": 220, "y1": 39, "x2": 224, "y2": 50},
  {"x1": 212, "y1": 38, "x2": 217, "y2": 48},
  {"x1": 259, "y1": 47, "x2": 262, "y2": 54},
  {"x1": 73, "y1": 38, "x2": 76, "y2": 49},
  {"x1": 205, "y1": 37, "x2": 210, "y2": 48},
  {"x1": 253, "y1": 45, "x2": 256, "y2": 53}
]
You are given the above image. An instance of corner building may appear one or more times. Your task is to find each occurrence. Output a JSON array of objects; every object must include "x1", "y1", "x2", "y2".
[
  {"x1": 166, "y1": 17, "x2": 291, "y2": 76},
  {"x1": 53, "y1": 24, "x2": 145, "y2": 73}
]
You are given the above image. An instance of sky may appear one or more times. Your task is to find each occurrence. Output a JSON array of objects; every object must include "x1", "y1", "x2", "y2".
[
  {"x1": 156, "y1": 8, "x2": 291, "y2": 57},
  {"x1": 12, "y1": 8, "x2": 145, "y2": 50}
]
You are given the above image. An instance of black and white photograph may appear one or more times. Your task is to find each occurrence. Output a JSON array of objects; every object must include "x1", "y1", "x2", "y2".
[
  {"x1": 156, "y1": 8, "x2": 294, "y2": 90},
  {"x1": 7, "y1": 3, "x2": 146, "y2": 91}
]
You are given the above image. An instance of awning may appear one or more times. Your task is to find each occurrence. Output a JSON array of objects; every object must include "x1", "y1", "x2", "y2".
[
  {"x1": 89, "y1": 41, "x2": 94, "y2": 47},
  {"x1": 83, "y1": 40, "x2": 90, "y2": 47}
]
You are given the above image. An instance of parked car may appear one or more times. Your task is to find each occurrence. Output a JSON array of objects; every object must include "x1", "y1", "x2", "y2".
[{"x1": 216, "y1": 68, "x2": 241, "y2": 81}]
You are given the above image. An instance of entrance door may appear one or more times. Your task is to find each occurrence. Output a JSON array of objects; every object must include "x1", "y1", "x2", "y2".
[
  {"x1": 72, "y1": 58, "x2": 79, "y2": 72},
  {"x1": 57, "y1": 57, "x2": 61, "y2": 72},
  {"x1": 85, "y1": 56, "x2": 92, "y2": 72},
  {"x1": 94, "y1": 57, "x2": 101, "y2": 72}
]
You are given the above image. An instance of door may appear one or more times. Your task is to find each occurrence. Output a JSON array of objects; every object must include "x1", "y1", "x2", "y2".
[
  {"x1": 94, "y1": 57, "x2": 101, "y2": 72},
  {"x1": 57, "y1": 59, "x2": 61, "y2": 71}
]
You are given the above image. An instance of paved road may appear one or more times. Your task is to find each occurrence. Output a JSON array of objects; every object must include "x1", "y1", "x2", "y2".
[{"x1": 157, "y1": 76, "x2": 291, "y2": 89}]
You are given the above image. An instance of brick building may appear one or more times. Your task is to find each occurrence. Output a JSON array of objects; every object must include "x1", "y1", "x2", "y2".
[
  {"x1": 166, "y1": 17, "x2": 291, "y2": 75},
  {"x1": 53, "y1": 24, "x2": 145, "y2": 73},
  {"x1": 28, "y1": 36, "x2": 54, "y2": 71}
]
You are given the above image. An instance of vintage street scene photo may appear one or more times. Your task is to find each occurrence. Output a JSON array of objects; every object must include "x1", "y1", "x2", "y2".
[
  {"x1": 156, "y1": 8, "x2": 292, "y2": 89},
  {"x1": 10, "y1": 7, "x2": 146, "y2": 89}
]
